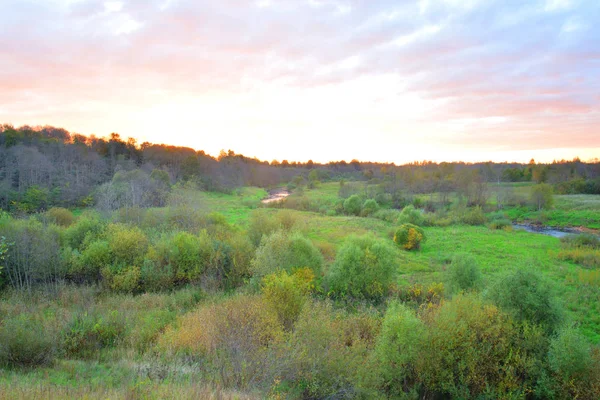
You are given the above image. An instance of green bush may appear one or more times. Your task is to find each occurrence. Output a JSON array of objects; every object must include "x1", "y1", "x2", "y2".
[
  {"x1": 326, "y1": 235, "x2": 396, "y2": 300},
  {"x1": 460, "y1": 206, "x2": 486, "y2": 225},
  {"x1": 549, "y1": 326, "x2": 592, "y2": 381},
  {"x1": 107, "y1": 224, "x2": 148, "y2": 266},
  {"x1": 170, "y1": 231, "x2": 212, "y2": 282},
  {"x1": 531, "y1": 183, "x2": 554, "y2": 210},
  {"x1": 102, "y1": 265, "x2": 141, "y2": 293},
  {"x1": 280, "y1": 301, "x2": 371, "y2": 398},
  {"x1": 561, "y1": 234, "x2": 600, "y2": 249},
  {"x1": 393, "y1": 223, "x2": 425, "y2": 251},
  {"x1": 447, "y1": 253, "x2": 482, "y2": 293},
  {"x1": 62, "y1": 311, "x2": 126, "y2": 358},
  {"x1": 487, "y1": 269, "x2": 564, "y2": 333},
  {"x1": 247, "y1": 209, "x2": 281, "y2": 247},
  {"x1": 397, "y1": 205, "x2": 424, "y2": 226},
  {"x1": 417, "y1": 294, "x2": 523, "y2": 398},
  {"x1": 261, "y1": 268, "x2": 314, "y2": 330},
  {"x1": 252, "y1": 231, "x2": 323, "y2": 280},
  {"x1": 361, "y1": 199, "x2": 379, "y2": 217},
  {"x1": 64, "y1": 214, "x2": 105, "y2": 251},
  {"x1": 343, "y1": 195, "x2": 362, "y2": 216},
  {"x1": 368, "y1": 302, "x2": 424, "y2": 397},
  {"x1": 45, "y1": 207, "x2": 75, "y2": 227},
  {"x1": 372, "y1": 209, "x2": 400, "y2": 223},
  {"x1": 0, "y1": 218, "x2": 63, "y2": 290},
  {"x1": 0, "y1": 315, "x2": 56, "y2": 367},
  {"x1": 140, "y1": 257, "x2": 174, "y2": 292},
  {"x1": 488, "y1": 218, "x2": 511, "y2": 230},
  {"x1": 76, "y1": 240, "x2": 111, "y2": 282}
]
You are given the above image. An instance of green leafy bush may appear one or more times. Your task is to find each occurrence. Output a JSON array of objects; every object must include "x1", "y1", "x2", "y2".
[
  {"x1": 417, "y1": 294, "x2": 523, "y2": 398},
  {"x1": 261, "y1": 268, "x2": 314, "y2": 330},
  {"x1": 326, "y1": 235, "x2": 396, "y2": 300},
  {"x1": 76, "y1": 240, "x2": 111, "y2": 282},
  {"x1": 64, "y1": 214, "x2": 105, "y2": 251},
  {"x1": 0, "y1": 315, "x2": 56, "y2": 367},
  {"x1": 531, "y1": 183, "x2": 554, "y2": 210},
  {"x1": 460, "y1": 206, "x2": 486, "y2": 225},
  {"x1": 397, "y1": 205, "x2": 424, "y2": 226},
  {"x1": 62, "y1": 311, "x2": 126, "y2": 358},
  {"x1": 487, "y1": 269, "x2": 564, "y2": 333},
  {"x1": 368, "y1": 302, "x2": 424, "y2": 397},
  {"x1": 107, "y1": 224, "x2": 148, "y2": 266},
  {"x1": 549, "y1": 326, "x2": 592, "y2": 381},
  {"x1": 102, "y1": 265, "x2": 141, "y2": 293},
  {"x1": 447, "y1": 253, "x2": 482, "y2": 293},
  {"x1": 247, "y1": 209, "x2": 282, "y2": 247},
  {"x1": 372, "y1": 209, "x2": 400, "y2": 223},
  {"x1": 280, "y1": 301, "x2": 373, "y2": 398},
  {"x1": 45, "y1": 207, "x2": 75, "y2": 227},
  {"x1": 343, "y1": 195, "x2": 362, "y2": 216},
  {"x1": 361, "y1": 199, "x2": 379, "y2": 217},
  {"x1": 252, "y1": 231, "x2": 323, "y2": 280},
  {"x1": 0, "y1": 218, "x2": 63, "y2": 290},
  {"x1": 393, "y1": 223, "x2": 425, "y2": 250}
]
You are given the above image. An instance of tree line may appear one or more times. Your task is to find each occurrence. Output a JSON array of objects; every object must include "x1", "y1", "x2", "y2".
[{"x1": 2, "y1": 123, "x2": 599, "y2": 212}]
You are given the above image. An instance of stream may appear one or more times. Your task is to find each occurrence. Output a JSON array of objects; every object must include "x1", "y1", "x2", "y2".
[
  {"x1": 261, "y1": 189, "x2": 290, "y2": 204},
  {"x1": 512, "y1": 224, "x2": 581, "y2": 238}
]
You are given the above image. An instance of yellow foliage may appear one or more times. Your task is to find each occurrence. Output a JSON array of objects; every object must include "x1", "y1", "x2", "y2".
[
  {"x1": 160, "y1": 295, "x2": 283, "y2": 356},
  {"x1": 261, "y1": 268, "x2": 314, "y2": 330}
]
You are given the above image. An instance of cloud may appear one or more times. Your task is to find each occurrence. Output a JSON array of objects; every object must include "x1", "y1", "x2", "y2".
[{"x1": 0, "y1": 0, "x2": 599, "y2": 162}]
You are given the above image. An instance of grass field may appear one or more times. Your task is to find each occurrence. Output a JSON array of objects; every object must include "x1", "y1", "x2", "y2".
[{"x1": 1, "y1": 182, "x2": 600, "y2": 397}]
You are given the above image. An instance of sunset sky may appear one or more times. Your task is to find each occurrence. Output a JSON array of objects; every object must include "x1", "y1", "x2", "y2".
[{"x1": 1, "y1": 0, "x2": 599, "y2": 164}]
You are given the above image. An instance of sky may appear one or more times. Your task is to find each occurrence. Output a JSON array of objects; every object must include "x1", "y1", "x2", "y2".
[{"x1": 1, "y1": 0, "x2": 599, "y2": 164}]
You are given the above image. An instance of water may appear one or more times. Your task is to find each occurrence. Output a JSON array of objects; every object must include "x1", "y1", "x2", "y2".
[
  {"x1": 512, "y1": 224, "x2": 576, "y2": 238},
  {"x1": 261, "y1": 190, "x2": 290, "y2": 204}
]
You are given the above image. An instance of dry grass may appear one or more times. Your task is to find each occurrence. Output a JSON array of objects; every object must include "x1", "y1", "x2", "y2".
[{"x1": 0, "y1": 380, "x2": 260, "y2": 400}]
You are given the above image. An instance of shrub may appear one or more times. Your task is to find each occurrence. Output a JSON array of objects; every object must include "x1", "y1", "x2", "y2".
[
  {"x1": 160, "y1": 295, "x2": 283, "y2": 388},
  {"x1": 561, "y1": 234, "x2": 600, "y2": 249},
  {"x1": 261, "y1": 268, "x2": 314, "y2": 330},
  {"x1": 488, "y1": 212, "x2": 511, "y2": 230},
  {"x1": 557, "y1": 248, "x2": 600, "y2": 268},
  {"x1": 252, "y1": 231, "x2": 323, "y2": 280},
  {"x1": 76, "y1": 240, "x2": 111, "y2": 282},
  {"x1": 343, "y1": 195, "x2": 362, "y2": 216},
  {"x1": 169, "y1": 231, "x2": 212, "y2": 282},
  {"x1": 549, "y1": 326, "x2": 592, "y2": 381},
  {"x1": 326, "y1": 235, "x2": 396, "y2": 300},
  {"x1": 487, "y1": 269, "x2": 564, "y2": 333},
  {"x1": 64, "y1": 213, "x2": 105, "y2": 251},
  {"x1": 62, "y1": 311, "x2": 126, "y2": 358},
  {"x1": 0, "y1": 315, "x2": 56, "y2": 367},
  {"x1": 531, "y1": 183, "x2": 554, "y2": 210},
  {"x1": 247, "y1": 209, "x2": 281, "y2": 247},
  {"x1": 368, "y1": 302, "x2": 424, "y2": 396},
  {"x1": 361, "y1": 199, "x2": 379, "y2": 217},
  {"x1": 280, "y1": 301, "x2": 371, "y2": 398},
  {"x1": 219, "y1": 233, "x2": 254, "y2": 289},
  {"x1": 447, "y1": 253, "x2": 482, "y2": 293},
  {"x1": 45, "y1": 207, "x2": 75, "y2": 227},
  {"x1": 397, "y1": 205, "x2": 424, "y2": 226},
  {"x1": 393, "y1": 223, "x2": 425, "y2": 250},
  {"x1": 372, "y1": 209, "x2": 400, "y2": 223},
  {"x1": 0, "y1": 218, "x2": 63, "y2": 290},
  {"x1": 107, "y1": 224, "x2": 148, "y2": 266},
  {"x1": 460, "y1": 206, "x2": 486, "y2": 225},
  {"x1": 102, "y1": 265, "x2": 141, "y2": 293},
  {"x1": 417, "y1": 294, "x2": 522, "y2": 398}
]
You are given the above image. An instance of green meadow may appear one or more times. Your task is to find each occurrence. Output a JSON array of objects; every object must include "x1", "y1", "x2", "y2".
[{"x1": 1, "y1": 182, "x2": 600, "y2": 399}]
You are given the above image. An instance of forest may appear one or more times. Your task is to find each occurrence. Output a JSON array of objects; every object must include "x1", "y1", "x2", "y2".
[{"x1": 1, "y1": 124, "x2": 600, "y2": 399}]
